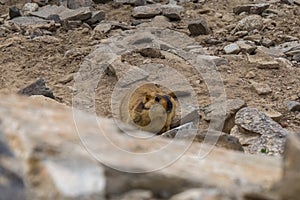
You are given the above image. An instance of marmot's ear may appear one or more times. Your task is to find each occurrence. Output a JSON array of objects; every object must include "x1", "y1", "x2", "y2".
[
  {"x1": 154, "y1": 83, "x2": 160, "y2": 88},
  {"x1": 168, "y1": 92, "x2": 177, "y2": 100}
]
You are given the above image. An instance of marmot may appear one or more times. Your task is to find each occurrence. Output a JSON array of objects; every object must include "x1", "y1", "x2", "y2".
[{"x1": 120, "y1": 83, "x2": 176, "y2": 134}]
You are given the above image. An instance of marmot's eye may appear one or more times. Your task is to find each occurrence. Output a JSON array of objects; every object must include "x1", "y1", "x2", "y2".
[{"x1": 155, "y1": 96, "x2": 160, "y2": 102}]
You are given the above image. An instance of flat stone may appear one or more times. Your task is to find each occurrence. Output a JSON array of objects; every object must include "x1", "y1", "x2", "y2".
[
  {"x1": 85, "y1": 10, "x2": 105, "y2": 25},
  {"x1": 224, "y1": 43, "x2": 240, "y2": 54},
  {"x1": 233, "y1": 3, "x2": 270, "y2": 15},
  {"x1": 261, "y1": 38, "x2": 274, "y2": 47},
  {"x1": 0, "y1": 0, "x2": 7, "y2": 5},
  {"x1": 233, "y1": 107, "x2": 289, "y2": 155},
  {"x1": 161, "y1": 5, "x2": 184, "y2": 20},
  {"x1": 9, "y1": 16, "x2": 50, "y2": 26},
  {"x1": 132, "y1": 4, "x2": 162, "y2": 18},
  {"x1": 236, "y1": 40, "x2": 257, "y2": 54},
  {"x1": 31, "y1": 5, "x2": 92, "y2": 21},
  {"x1": 93, "y1": 22, "x2": 112, "y2": 34},
  {"x1": 17, "y1": 78, "x2": 55, "y2": 99},
  {"x1": 250, "y1": 81, "x2": 272, "y2": 95},
  {"x1": 204, "y1": 99, "x2": 246, "y2": 133},
  {"x1": 293, "y1": 53, "x2": 300, "y2": 62},
  {"x1": 247, "y1": 53, "x2": 280, "y2": 69},
  {"x1": 188, "y1": 17, "x2": 211, "y2": 36},
  {"x1": 66, "y1": 0, "x2": 93, "y2": 9},
  {"x1": 262, "y1": 108, "x2": 283, "y2": 122},
  {"x1": 287, "y1": 101, "x2": 300, "y2": 112},
  {"x1": 114, "y1": 0, "x2": 146, "y2": 6},
  {"x1": 234, "y1": 15, "x2": 263, "y2": 32},
  {"x1": 197, "y1": 55, "x2": 229, "y2": 66}
]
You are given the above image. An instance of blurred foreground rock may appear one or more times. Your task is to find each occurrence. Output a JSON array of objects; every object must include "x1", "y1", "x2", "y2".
[{"x1": 0, "y1": 95, "x2": 283, "y2": 199}]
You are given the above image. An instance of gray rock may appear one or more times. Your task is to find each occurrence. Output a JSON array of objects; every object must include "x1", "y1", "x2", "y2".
[
  {"x1": 287, "y1": 101, "x2": 300, "y2": 112},
  {"x1": 22, "y1": 3, "x2": 39, "y2": 16},
  {"x1": 247, "y1": 52, "x2": 280, "y2": 69},
  {"x1": 67, "y1": 0, "x2": 93, "y2": 9},
  {"x1": 197, "y1": 55, "x2": 229, "y2": 66},
  {"x1": 250, "y1": 81, "x2": 272, "y2": 95},
  {"x1": 188, "y1": 17, "x2": 211, "y2": 36},
  {"x1": 17, "y1": 78, "x2": 55, "y2": 99},
  {"x1": 161, "y1": 5, "x2": 184, "y2": 20},
  {"x1": 261, "y1": 38, "x2": 274, "y2": 47},
  {"x1": 224, "y1": 43, "x2": 240, "y2": 54},
  {"x1": 93, "y1": 0, "x2": 112, "y2": 3},
  {"x1": 233, "y1": 107, "x2": 289, "y2": 155},
  {"x1": 204, "y1": 99, "x2": 246, "y2": 134},
  {"x1": 31, "y1": 5, "x2": 92, "y2": 21},
  {"x1": 59, "y1": 6, "x2": 92, "y2": 21},
  {"x1": 236, "y1": 40, "x2": 257, "y2": 54},
  {"x1": 9, "y1": 16, "x2": 50, "y2": 26},
  {"x1": 293, "y1": 53, "x2": 300, "y2": 62},
  {"x1": 9, "y1": 6, "x2": 22, "y2": 19},
  {"x1": 233, "y1": 3, "x2": 270, "y2": 15},
  {"x1": 93, "y1": 22, "x2": 112, "y2": 34},
  {"x1": 85, "y1": 10, "x2": 105, "y2": 25},
  {"x1": 115, "y1": 0, "x2": 146, "y2": 6},
  {"x1": 132, "y1": 4, "x2": 162, "y2": 18},
  {"x1": 234, "y1": 15, "x2": 263, "y2": 32}
]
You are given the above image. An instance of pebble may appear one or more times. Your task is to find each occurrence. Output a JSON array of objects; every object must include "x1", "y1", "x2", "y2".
[
  {"x1": 9, "y1": 6, "x2": 22, "y2": 19},
  {"x1": 188, "y1": 17, "x2": 211, "y2": 36},
  {"x1": 224, "y1": 43, "x2": 240, "y2": 54},
  {"x1": 287, "y1": 101, "x2": 300, "y2": 112},
  {"x1": 251, "y1": 81, "x2": 272, "y2": 95}
]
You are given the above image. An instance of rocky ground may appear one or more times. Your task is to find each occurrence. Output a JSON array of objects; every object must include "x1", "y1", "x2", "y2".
[{"x1": 0, "y1": 0, "x2": 300, "y2": 199}]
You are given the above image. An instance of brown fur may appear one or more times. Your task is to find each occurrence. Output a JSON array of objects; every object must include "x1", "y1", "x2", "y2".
[{"x1": 120, "y1": 83, "x2": 176, "y2": 134}]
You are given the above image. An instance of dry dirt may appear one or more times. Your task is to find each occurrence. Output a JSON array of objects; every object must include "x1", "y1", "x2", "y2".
[{"x1": 0, "y1": 0, "x2": 299, "y2": 134}]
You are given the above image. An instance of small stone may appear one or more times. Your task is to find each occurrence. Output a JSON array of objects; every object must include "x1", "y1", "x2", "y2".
[
  {"x1": 245, "y1": 71, "x2": 256, "y2": 79},
  {"x1": 67, "y1": 0, "x2": 93, "y2": 9},
  {"x1": 132, "y1": 4, "x2": 162, "y2": 18},
  {"x1": 234, "y1": 30, "x2": 248, "y2": 37},
  {"x1": 138, "y1": 48, "x2": 165, "y2": 58},
  {"x1": 292, "y1": 54, "x2": 300, "y2": 62},
  {"x1": 188, "y1": 17, "x2": 211, "y2": 36},
  {"x1": 263, "y1": 108, "x2": 283, "y2": 122},
  {"x1": 93, "y1": 0, "x2": 112, "y2": 3},
  {"x1": 161, "y1": 5, "x2": 184, "y2": 20},
  {"x1": 9, "y1": 6, "x2": 22, "y2": 19},
  {"x1": 93, "y1": 22, "x2": 112, "y2": 34},
  {"x1": 85, "y1": 10, "x2": 105, "y2": 25},
  {"x1": 17, "y1": 78, "x2": 55, "y2": 99},
  {"x1": 58, "y1": 73, "x2": 74, "y2": 84},
  {"x1": 251, "y1": 81, "x2": 272, "y2": 95},
  {"x1": 233, "y1": 3, "x2": 270, "y2": 15},
  {"x1": 0, "y1": 0, "x2": 7, "y2": 5},
  {"x1": 223, "y1": 43, "x2": 240, "y2": 54},
  {"x1": 46, "y1": 14, "x2": 61, "y2": 23},
  {"x1": 114, "y1": 0, "x2": 146, "y2": 6},
  {"x1": 247, "y1": 53, "x2": 280, "y2": 69},
  {"x1": 22, "y1": 3, "x2": 39, "y2": 15},
  {"x1": 261, "y1": 38, "x2": 274, "y2": 47},
  {"x1": 236, "y1": 40, "x2": 257, "y2": 54},
  {"x1": 287, "y1": 101, "x2": 300, "y2": 112},
  {"x1": 197, "y1": 55, "x2": 229, "y2": 66},
  {"x1": 234, "y1": 15, "x2": 263, "y2": 32}
]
